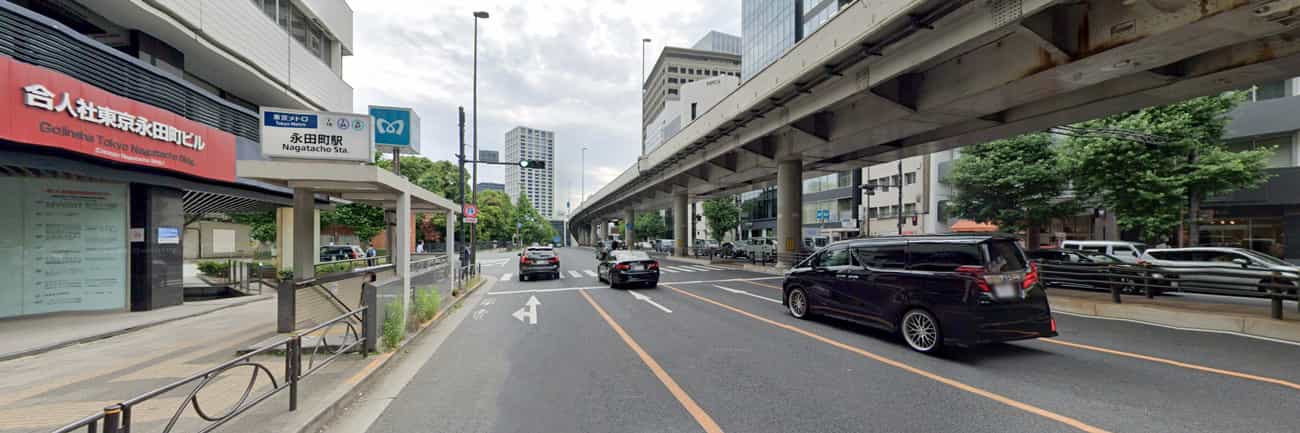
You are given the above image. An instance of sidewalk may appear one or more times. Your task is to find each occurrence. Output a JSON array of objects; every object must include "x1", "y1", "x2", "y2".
[
  {"x1": 0, "y1": 294, "x2": 271, "y2": 361},
  {"x1": 0, "y1": 267, "x2": 481, "y2": 433},
  {"x1": 1049, "y1": 288, "x2": 1300, "y2": 343}
]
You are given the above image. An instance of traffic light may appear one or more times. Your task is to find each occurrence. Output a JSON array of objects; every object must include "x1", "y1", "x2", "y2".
[{"x1": 519, "y1": 160, "x2": 546, "y2": 169}]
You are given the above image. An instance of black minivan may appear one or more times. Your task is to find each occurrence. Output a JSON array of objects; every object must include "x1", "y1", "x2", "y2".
[{"x1": 782, "y1": 234, "x2": 1057, "y2": 353}]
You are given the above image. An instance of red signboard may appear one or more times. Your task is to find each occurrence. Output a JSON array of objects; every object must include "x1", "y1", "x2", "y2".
[{"x1": 0, "y1": 56, "x2": 235, "y2": 182}]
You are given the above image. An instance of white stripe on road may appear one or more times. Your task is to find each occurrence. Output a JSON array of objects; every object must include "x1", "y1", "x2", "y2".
[
  {"x1": 665, "y1": 266, "x2": 694, "y2": 272},
  {"x1": 698, "y1": 265, "x2": 727, "y2": 271},
  {"x1": 569, "y1": 270, "x2": 583, "y2": 278},
  {"x1": 714, "y1": 284, "x2": 782, "y2": 304},
  {"x1": 501, "y1": 273, "x2": 512, "y2": 281},
  {"x1": 659, "y1": 267, "x2": 680, "y2": 273},
  {"x1": 488, "y1": 276, "x2": 784, "y2": 295},
  {"x1": 584, "y1": 270, "x2": 597, "y2": 276},
  {"x1": 681, "y1": 265, "x2": 715, "y2": 272},
  {"x1": 630, "y1": 291, "x2": 673, "y2": 313}
]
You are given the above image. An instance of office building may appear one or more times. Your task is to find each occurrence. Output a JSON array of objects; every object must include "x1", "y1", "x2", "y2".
[
  {"x1": 642, "y1": 32, "x2": 742, "y2": 153},
  {"x1": 644, "y1": 74, "x2": 740, "y2": 153},
  {"x1": 741, "y1": 0, "x2": 850, "y2": 81},
  {"x1": 0, "y1": 0, "x2": 354, "y2": 319},
  {"x1": 862, "y1": 157, "x2": 930, "y2": 236},
  {"x1": 504, "y1": 126, "x2": 556, "y2": 218},
  {"x1": 737, "y1": 170, "x2": 859, "y2": 247},
  {"x1": 691, "y1": 30, "x2": 742, "y2": 55}
]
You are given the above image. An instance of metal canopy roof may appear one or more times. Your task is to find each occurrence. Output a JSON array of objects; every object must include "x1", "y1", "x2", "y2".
[{"x1": 236, "y1": 160, "x2": 460, "y2": 213}]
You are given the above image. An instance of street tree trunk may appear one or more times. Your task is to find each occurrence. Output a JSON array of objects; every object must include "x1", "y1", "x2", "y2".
[
  {"x1": 1026, "y1": 223, "x2": 1042, "y2": 250},
  {"x1": 1187, "y1": 148, "x2": 1200, "y2": 247}
]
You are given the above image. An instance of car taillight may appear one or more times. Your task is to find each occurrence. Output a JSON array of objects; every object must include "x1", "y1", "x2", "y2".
[
  {"x1": 1051, "y1": 317, "x2": 1057, "y2": 333},
  {"x1": 956, "y1": 265, "x2": 992, "y2": 292},
  {"x1": 520, "y1": 256, "x2": 529, "y2": 264},
  {"x1": 615, "y1": 263, "x2": 630, "y2": 271},
  {"x1": 1022, "y1": 261, "x2": 1039, "y2": 289},
  {"x1": 648, "y1": 261, "x2": 659, "y2": 270},
  {"x1": 550, "y1": 257, "x2": 559, "y2": 264}
]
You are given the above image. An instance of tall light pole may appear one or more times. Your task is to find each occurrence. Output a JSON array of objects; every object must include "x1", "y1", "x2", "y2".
[
  {"x1": 640, "y1": 37, "x2": 651, "y2": 153},
  {"x1": 580, "y1": 145, "x2": 588, "y2": 203},
  {"x1": 471, "y1": 10, "x2": 488, "y2": 264}
]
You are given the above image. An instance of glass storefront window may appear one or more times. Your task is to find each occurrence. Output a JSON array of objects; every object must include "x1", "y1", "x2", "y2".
[{"x1": 1199, "y1": 216, "x2": 1287, "y2": 258}]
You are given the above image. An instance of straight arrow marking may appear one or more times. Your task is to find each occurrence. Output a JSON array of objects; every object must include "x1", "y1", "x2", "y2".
[
  {"x1": 512, "y1": 295, "x2": 540, "y2": 324},
  {"x1": 629, "y1": 291, "x2": 673, "y2": 314},
  {"x1": 714, "y1": 285, "x2": 782, "y2": 304}
]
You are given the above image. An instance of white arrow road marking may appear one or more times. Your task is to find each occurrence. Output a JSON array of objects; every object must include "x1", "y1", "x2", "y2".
[
  {"x1": 512, "y1": 295, "x2": 541, "y2": 325},
  {"x1": 629, "y1": 291, "x2": 673, "y2": 314},
  {"x1": 714, "y1": 284, "x2": 782, "y2": 304},
  {"x1": 583, "y1": 269, "x2": 597, "y2": 277},
  {"x1": 501, "y1": 273, "x2": 513, "y2": 281},
  {"x1": 569, "y1": 270, "x2": 583, "y2": 278},
  {"x1": 473, "y1": 309, "x2": 488, "y2": 320}
]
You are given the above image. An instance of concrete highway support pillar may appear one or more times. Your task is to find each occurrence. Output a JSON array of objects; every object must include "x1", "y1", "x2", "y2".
[
  {"x1": 777, "y1": 158, "x2": 803, "y2": 267},
  {"x1": 624, "y1": 209, "x2": 636, "y2": 248},
  {"x1": 673, "y1": 193, "x2": 688, "y2": 257}
]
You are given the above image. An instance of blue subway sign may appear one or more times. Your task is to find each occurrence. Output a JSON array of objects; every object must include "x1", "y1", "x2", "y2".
[
  {"x1": 369, "y1": 106, "x2": 421, "y2": 154},
  {"x1": 263, "y1": 111, "x2": 317, "y2": 128}
]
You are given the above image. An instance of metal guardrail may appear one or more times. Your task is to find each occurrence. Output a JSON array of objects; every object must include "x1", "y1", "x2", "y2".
[
  {"x1": 410, "y1": 254, "x2": 447, "y2": 274},
  {"x1": 313, "y1": 255, "x2": 392, "y2": 275},
  {"x1": 1039, "y1": 262, "x2": 1300, "y2": 319},
  {"x1": 50, "y1": 297, "x2": 370, "y2": 433}
]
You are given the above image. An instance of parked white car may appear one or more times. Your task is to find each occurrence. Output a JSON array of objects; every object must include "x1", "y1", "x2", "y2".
[
  {"x1": 1142, "y1": 247, "x2": 1300, "y2": 295},
  {"x1": 1060, "y1": 240, "x2": 1148, "y2": 264}
]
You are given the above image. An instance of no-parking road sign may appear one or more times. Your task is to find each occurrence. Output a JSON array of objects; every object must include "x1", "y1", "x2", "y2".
[{"x1": 464, "y1": 204, "x2": 479, "y2": 223}]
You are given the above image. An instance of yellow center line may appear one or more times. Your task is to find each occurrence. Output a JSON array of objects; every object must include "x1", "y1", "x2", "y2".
[
  {"x1": 579, "y1": 290, "x2": 724, "y2": 433},
  {"x1": 1038, "y1": 338, "x2": 1300, "y2": 392},
  {"x1": 665, "y1": 285, "x2": 1111, "y2": 433}
]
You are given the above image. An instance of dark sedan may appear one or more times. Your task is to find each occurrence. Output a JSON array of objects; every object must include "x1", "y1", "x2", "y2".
[
  {"x1": 598, "y1": 250, "x2": 660, "y2": 288},
  {"x1": 783, "y1": 234, "x2": 1057, "y2": 354},
  {"x1": 518, "y1": 247, "x2": 560, "y2": 281}
]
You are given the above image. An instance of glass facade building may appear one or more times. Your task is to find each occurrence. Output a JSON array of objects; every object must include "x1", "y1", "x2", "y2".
[
  {"x1": 692, "y1": 31, "x2": 742, "y2": 56},
  {"x1": 741, "y1": 0, "x2": 847, "y2": 81}
]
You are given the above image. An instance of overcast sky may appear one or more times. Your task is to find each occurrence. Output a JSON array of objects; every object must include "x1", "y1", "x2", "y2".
[{"x1": 344, "y1": 0, "x2": 741, "y2": 217}]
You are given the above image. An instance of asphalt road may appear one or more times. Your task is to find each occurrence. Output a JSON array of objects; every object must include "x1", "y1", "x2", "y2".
[{"x1": 349, "y1": 247, "x2": 1300, "y2": 433}]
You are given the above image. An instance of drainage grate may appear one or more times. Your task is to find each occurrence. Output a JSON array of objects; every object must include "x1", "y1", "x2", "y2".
[{"x1": 987, "y1": 0, "x2": 1023, "y2": 28}]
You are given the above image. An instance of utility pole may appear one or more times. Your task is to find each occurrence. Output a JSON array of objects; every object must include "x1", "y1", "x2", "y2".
[
  {"x1": 457, "y1": 107, "x2": 467, "y2": 258},
  {"x1": 471, "y1": 11, "x2": 489, "y2": 266}
]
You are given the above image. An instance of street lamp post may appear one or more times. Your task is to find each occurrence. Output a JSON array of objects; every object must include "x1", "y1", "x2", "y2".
[
  {"x1": 471, "y1": 10, "x2": 488, "y2": 265},
  {"x1": 580, "y1": 145, "x2": 587, "y2": 203}
]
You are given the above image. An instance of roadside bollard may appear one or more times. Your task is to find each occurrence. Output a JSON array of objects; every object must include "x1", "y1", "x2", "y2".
[{"x1": 102, "y1": 405, "x2": 122, "y2": 433}]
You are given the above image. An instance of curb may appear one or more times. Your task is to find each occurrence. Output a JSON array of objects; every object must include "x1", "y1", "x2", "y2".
[
  {"x1": 1051, "y1": 295, "x2": 1300, "y2": 343},
  {"x1": 0, "y1": 294, "x2": 273, "y2": 362},
  {"x1": 292, "y1": 276, "x2": 491, "y2": 433}
]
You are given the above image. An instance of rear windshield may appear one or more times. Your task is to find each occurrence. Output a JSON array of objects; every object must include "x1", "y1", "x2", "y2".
[
  {"x1": 984, "y1": 240, "x2": 1027, "y2": 272},
  {"x1": 526, "y1": 250, "x2": 555, "y2": 258},
  {"x1": 616, "y1": 251, "x2": 651, "y2": 261}
]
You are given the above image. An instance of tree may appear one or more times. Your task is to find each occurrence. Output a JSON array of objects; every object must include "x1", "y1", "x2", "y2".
[
  {"x1": 477, "y1": 190, "x2": 515, "y2": 242},
  {"x1": 702, "y1": 198, "x2": 740, "y2": 242},
  {"x1": 1061, "y1": 92, "x2": 1273, "y2": 243},
  {"x1": 230, "y1": 211, "x2": 276, "y2": 243},
  {"x1": 321, "y1": 203, "x2": 386, "y2": 247},
  {"x1": 514, "y1": 193, "x2": 554, "y2": 244},
  {"x1": 943, "y1": 132, "x2": 1075, "y2": 247},
  {"x1": 635, "y1": 212, "x2": 668, "y2": 242}
]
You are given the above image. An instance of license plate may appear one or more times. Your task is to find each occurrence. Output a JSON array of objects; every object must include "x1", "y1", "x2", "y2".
[
  {"x1": 986, "y1": 273, "x2": 1023, "y2": 299},
  {"x1": 630, "y1": 264, "x2": 643, "y2": 271}
]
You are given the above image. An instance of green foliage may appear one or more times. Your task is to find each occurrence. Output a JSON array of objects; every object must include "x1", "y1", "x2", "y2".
[
  {"x1": 196, "y1": 261, "x2": 230, "y2": 276},
  {"x1": 322, "y1": 203, "x2": 386, "y2": 246},
  {"x1": 477, "y1": 190, "x2": 515, "y2": 242},
  {"x1": 944, "y1": 132, "x2": 1076, "y2": 237},
  {"x1": 702, "y1": 198, "x2": 740, "y2": 242},
  {"x1": 1061, "y1": 92, "x2": 1272, "y2": 241},
  {"x1": 315, "y1": 261, "x2": 358, "y2": 274},
  {"x1": 635, "y1": 212, "x2": 668, "y2": 241},
  {"x1": 515, "y1": 193, "x2": 555, "y2": 244},
  {"x1": 381, "y1": 298, "x2": 406, "y2": 351},
  {"x1": 277, "y1": 268, "x2": 294, "y2": 280},
  {"x1": 414, "y1": 286, "x2": 441, "y2": 323},
  {"x1": 230, "y1": 211, "x2": 277, "y2": 243},
  {"x1": 377, "y1": 157, "x2": 468, "y2": 201}
]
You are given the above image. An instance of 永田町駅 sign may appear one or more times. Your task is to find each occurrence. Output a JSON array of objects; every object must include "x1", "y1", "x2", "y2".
[{"x1": 260, "y1": 107, "x2": 374, "y2": 162}]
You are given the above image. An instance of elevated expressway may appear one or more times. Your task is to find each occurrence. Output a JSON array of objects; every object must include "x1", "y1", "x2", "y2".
[{"x1": 570, "y1": 0, "x2": 1300, "y2": 264}]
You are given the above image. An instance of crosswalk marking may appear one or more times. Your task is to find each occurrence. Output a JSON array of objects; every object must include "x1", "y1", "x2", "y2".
[
  {"x1": 569, "y1": 270, "x2": 583, "y2": 278},
  {"x1": 558, "y1": 272, "x2": 564, "y2": 279},
  {"x1": 659, "y1": 267, "x2": 680, "y2": 273},
  {"x1": 501, "y1": 273, "x2": 512, "y2": 281},
  {"x1": 584, "y1": 270, "x2": 597, "y2": 276},
  {"x1": 681, "y1": 265, "x2": 714, "y2": 272},
  {"x1": 698, "y1": 265, "x2": 726, "y2": 271}
]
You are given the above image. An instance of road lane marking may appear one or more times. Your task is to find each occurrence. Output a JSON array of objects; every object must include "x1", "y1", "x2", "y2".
[
  {"x1": 1039, "y1": 338, "x2": 1300, "y2": 392},
  {"x1": 666, "y1": 285, "x2": 1112, "y2": 433},
  {"x1": 584, "y1": 269, "x2": 598, "y2": 276},
  {"x1": 511, "y1": 296, "x2": 540, "y2": 325},
  {"x1": 488, "y1": 276, "x2": 783, "y2": 295},
  {"x1": 569, "y1": 270, "x2": 584, "y2": 278},
  {"x1": 630, "y1": 291, "x2": 673, "y2": 313},
  {"x1": 659, "y1": 268, "x2": 680, "y2": 273},
  {"x1": 682, "y1": 265, "x2": 714, "y2": 272},
  {"x1": 501, "y1": 273, "x2": 513, "y2": 281},
  {"x1": 713, "y1": 285, "x2": 781, "y2": 304},
  {"x1": 579, "y1": 291, "x2": 723, "y2": 433},
  {"x1": 698, "y1": 265, "x2": 726, "y2": 270},
  {"x1": 1053, "y1": 310, "x2": 1300, "y2": 347},
  {"x1": 739, "y1": 280, "x2": 782, "y2": 291},
  {"x1": 473, "y1": 309, "x2": 488, "y2": 320}
]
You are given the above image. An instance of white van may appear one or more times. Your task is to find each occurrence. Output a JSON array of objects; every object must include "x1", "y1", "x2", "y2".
[{"x1": 1060, "y1": 240, "x2": 1148, "y2": 264}]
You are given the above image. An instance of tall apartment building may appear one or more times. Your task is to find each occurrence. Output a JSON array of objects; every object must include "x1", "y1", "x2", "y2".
[
  {"x1": 741, "y1": 0, "x2": 849, "y2": 81},
  {"x1": 504, "y1": 126, "x2": 556, "y2": 218},
  {"x1": 642, "y1": 32, "x2": 742, "y2": 154},
  {"x1": 0, "y1": 0, "x2": 354, "y2": 319}
]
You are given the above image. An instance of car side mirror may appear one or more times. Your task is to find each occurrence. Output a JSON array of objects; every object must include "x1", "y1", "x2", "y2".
[
  {"x1": 517, "y1": 252, "x2": 523, "y2": 257},
  {"x1": 1232, "y1": 258, "x2": 1250, "y2": 267}
]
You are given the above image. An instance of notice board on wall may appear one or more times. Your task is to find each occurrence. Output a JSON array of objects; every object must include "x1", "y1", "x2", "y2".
[{"x1": 0, "y1": 177, "x2": 127, "y2": 318}]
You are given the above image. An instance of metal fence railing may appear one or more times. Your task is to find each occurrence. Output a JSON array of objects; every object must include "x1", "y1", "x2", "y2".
[
  {"x1": 50, "y1": 278, "x2": 371, "y2": 433},
  {"x1": 313, "y1": 255, "x2": 392, "y2": 276},
  {"x1": 1038, "y1": 262, "x2": 1300, "y2": 319}
]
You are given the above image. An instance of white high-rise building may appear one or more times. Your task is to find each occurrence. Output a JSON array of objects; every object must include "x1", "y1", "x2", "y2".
[{"x1": 504, "y1": 126, "x2": 556, "y2": 218}]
